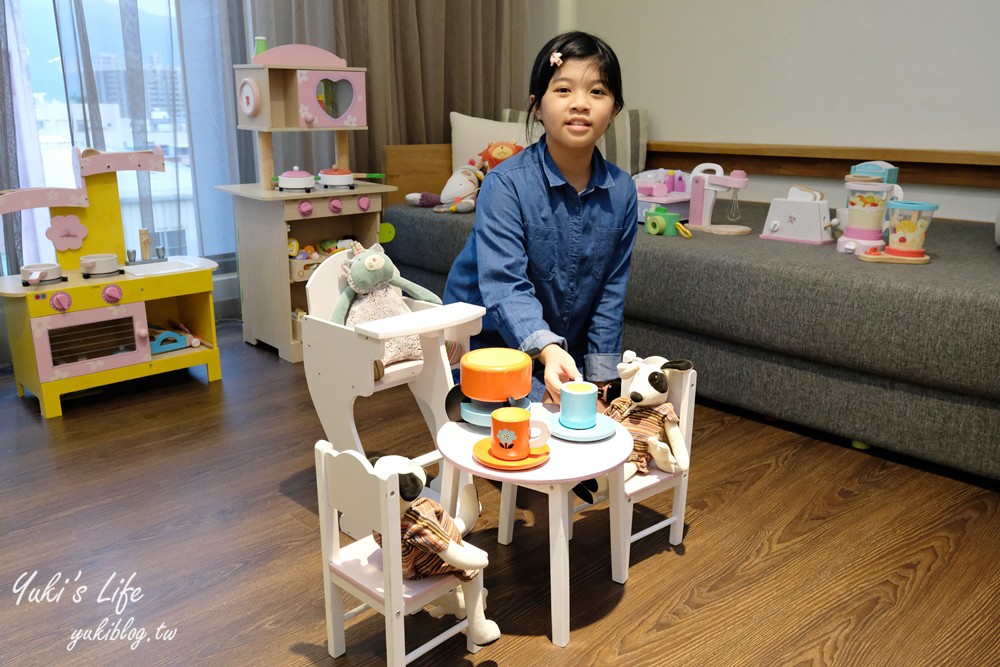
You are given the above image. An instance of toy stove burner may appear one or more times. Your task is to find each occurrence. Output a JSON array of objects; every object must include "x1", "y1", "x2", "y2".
[
  {"x1": 21, "y1": 275, "x2": 69, "y2": 287},
  {"x1": 81, "y1": 268, "x2": 126, "y2": 279}
]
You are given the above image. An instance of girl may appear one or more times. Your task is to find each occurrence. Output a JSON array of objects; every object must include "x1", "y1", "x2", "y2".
[{"x1": 443, "y1": 31, "x2": 637, "y2": 405}]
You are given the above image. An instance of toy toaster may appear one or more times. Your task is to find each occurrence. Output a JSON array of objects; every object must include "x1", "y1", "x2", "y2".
[{"x1": 760, "y1": 185, "x2": 839, "y2": 245}]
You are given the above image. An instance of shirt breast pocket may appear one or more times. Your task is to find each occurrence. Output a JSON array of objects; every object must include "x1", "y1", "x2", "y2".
[
  {"x1": 526, "y1": 225, "x2": 559, "y2": 281},
  {"x1": 591, "y1": 226, "x2": 624, "y2": 279}
]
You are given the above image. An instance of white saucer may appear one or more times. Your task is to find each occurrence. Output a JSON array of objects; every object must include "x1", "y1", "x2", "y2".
[
  {"x1": 460, "y1": 397, "x2": 531, "y2": 427},
  {"x1": 548, "y1": 412, "x2": 617, "y2": 442}
]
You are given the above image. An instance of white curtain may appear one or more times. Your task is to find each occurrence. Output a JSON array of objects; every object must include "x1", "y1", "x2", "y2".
[{"x1": 1, "y1": 0, "x2": 53, "y2": 274}]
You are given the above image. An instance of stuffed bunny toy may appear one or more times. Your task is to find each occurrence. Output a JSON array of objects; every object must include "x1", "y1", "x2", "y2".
[{"x1": 331, "y1": 242, "x2": 442, "y2": 377}]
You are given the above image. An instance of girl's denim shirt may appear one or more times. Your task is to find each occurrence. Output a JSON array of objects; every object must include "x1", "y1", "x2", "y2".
[{"x1": 444, "y1": 134, "x2": 638, "y2": 398}]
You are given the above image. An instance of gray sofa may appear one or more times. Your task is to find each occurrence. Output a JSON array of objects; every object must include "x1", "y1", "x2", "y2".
[{"x1": 383, "y1": 202, "x2": 1000, "y2": 481}]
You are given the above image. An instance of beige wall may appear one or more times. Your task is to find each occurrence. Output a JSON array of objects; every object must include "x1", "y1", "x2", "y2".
[{"x1": 524, "y1": 0, "x2": 1000, "y2": 222}]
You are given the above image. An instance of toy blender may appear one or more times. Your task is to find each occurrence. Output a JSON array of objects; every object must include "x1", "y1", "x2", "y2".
[
  {"x1": 837, "y1": 180, "x2": 904, "y2": 254},
  {"x1": 858, "y1": 201, "x2": 938, "y2": 265}
]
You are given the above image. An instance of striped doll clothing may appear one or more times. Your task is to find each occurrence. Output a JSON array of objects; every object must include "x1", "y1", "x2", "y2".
[
  {"x1": 374, "y1": 496, "x2": 478, "y2": 581},
  {"x1": 604, "y1": 396, "x2": 679, "y2": 475}
]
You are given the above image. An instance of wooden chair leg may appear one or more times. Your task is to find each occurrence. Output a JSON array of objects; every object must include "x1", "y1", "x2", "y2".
[
  {"x1": 326, "y1": 579, "x2": 347, "y2": 657},
  {"x1": 498, "y1": 482, "x2": 517, "y2": 545},
  {"x1": 385, "y1": 605, "x2": 406, "y2": 667},
  {"x1": 609, "y1": 470, "x2": 632, "y2": 584},
  {"x1": 669, "y1": 472, "x2": 689, "y2": 545}
]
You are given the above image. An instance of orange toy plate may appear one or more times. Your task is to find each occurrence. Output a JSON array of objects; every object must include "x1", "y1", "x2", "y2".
[{"x1": 472, "y1": 437, "x2": 550, "y2": 471}]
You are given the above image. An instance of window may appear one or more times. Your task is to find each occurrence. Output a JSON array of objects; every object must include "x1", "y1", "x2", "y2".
[{"x1": 5, "y1": 0, "x2": 240, "y2": 279}]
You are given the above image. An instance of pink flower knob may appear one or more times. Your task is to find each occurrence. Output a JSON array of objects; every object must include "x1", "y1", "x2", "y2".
[
  {"x1": 358, "y1": 196, "x2": 371, "y2": 212},
  {"x1": 102, "y1": 284, "x2": 123, "y2": 304},
  {"x1": 297, "y1": 200, "x2": 313, "y2": 217},
  {"x1": 50, "y1": 291, "x2": 72, "y2": 312},
  {"x1": 328, "y1": 198, "x2": 343, "y2": 214}
]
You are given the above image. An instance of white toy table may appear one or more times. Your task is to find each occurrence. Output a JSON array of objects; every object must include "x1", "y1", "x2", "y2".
[{"x1": 436, "y1": 403, "x2": 633, "y2": 647}]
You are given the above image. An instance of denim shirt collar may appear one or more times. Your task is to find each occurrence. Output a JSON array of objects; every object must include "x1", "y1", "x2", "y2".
[{"x1": 537, "y1": 134, "x2": 616, "y2": 195}]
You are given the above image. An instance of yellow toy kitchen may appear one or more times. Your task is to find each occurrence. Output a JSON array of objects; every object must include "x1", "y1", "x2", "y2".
[{"x1": 0, "y1": 146, "x2": 221, "y2": 418}]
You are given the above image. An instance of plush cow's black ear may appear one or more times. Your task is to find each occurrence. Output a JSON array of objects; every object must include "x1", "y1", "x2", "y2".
[
  {"x1": 397, "y1": 472, "x2": 423, "y2": 502},
  {"x1": 661, "y1": 359, "x2": 694, "y2": 371}
]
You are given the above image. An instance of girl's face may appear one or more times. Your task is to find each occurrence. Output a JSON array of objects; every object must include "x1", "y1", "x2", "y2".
[{"x1": 532, "y1": 57, "x2": 616, "y2": 155}]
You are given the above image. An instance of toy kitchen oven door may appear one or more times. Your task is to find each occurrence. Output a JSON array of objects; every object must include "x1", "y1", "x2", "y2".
[{"x1": 29, "y1": 280, "x2": 151, "y2": 383}]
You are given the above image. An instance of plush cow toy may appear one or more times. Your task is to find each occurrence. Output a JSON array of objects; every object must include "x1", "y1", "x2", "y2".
[
  {"x1": 370, "y1": 455, "x2": 501, "y2": 646},
  {"x1": 574, "y1": 351, "x2": 694, "y2": 503}
]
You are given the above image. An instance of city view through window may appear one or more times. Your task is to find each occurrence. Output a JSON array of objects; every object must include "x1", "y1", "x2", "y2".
[{"x1": 20, "y1": 0, "x2": 198, "y2": 259}]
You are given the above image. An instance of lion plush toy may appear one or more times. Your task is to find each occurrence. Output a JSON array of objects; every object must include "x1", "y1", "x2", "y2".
[
  {"x1": 404, "y1": 141, "x2": 524, "y2": 213},
  {"x1": 573, "y1": 351, "x2": 694, "y2": 504},
  {"x1": 476, "y1": 141, "x2": 523, "y2": 170},
  {"x1": 332, "y1": 241, "x2": 442, "y2": 378},
  {"x1": 370, "y1": 455, "x2": 500, "y2": 646}
]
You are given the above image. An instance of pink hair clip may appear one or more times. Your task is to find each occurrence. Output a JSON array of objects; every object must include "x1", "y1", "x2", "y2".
[{"x1": 549, "y1": 51, "x2": 563, "y2": 68}]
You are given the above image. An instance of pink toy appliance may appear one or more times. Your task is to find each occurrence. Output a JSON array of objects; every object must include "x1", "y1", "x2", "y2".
[
  {"x1": 760, "y1": 185, "x2": 839, "y2": 244},
  {"x1": 688, "y1": 163, "x2": 751, "y2": 235},
  {"x1": 634, "y1": 168, "x2": 691, "y2": 222},
  {"x1": 837, "y1": 180, "x2": 904, "y2": 254}
]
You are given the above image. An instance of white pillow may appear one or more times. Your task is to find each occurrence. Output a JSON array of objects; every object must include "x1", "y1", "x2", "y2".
[
  {"x1": 449, "y1": 112, "x2": 542, "y2": 172},
  {"x1": 501, "y1": 108, "x2": 648, "y2": 175}
]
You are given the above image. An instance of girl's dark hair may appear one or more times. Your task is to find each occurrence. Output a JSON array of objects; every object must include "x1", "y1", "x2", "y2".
[{"x1": 526, "y1": 31, "x2": 624, "y2": 134}]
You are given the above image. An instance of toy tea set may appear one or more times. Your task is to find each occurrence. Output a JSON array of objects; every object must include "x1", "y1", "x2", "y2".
[{"x1": 449, "y1": 348, "x2": 614, "y2": 471}]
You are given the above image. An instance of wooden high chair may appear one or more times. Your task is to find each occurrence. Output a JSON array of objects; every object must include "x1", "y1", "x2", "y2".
[
  {"x1": 315, "y1": 442, "x2": 487, "y2": 664},
  {"x1": 302, "y1": 251, "x2": 484, "y2": 533}
]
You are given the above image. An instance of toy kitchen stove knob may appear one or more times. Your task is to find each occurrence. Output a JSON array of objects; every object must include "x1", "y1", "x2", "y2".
[
  {"x1": 102, "y1": 284, "x2": 124, "y2": 305},
  {"x1": 328, "y1": 198, "x2": 343, "y2": 214},
  {"x1": 50, "y1": 291, "x2": 72, "y2": 313}
]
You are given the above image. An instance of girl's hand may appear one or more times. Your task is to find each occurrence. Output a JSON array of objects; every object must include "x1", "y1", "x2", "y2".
[{"x1": 538, "y1": 344, "x2": 580, "y2": 405}]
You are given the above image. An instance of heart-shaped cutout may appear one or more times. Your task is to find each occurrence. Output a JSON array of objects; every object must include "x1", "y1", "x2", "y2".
[{"x1": 315, "y1": 78, "x2": 354, "y2": 120}]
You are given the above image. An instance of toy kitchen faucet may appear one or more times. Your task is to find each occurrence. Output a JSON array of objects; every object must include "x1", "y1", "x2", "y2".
[{"x1": 687, "y1": 163, "x2": 751, "y2": 235}]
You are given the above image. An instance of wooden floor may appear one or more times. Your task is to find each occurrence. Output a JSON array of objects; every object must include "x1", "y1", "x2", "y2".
[{"x1": 2, "y1": 322, "x2": 998, "y2": 666}]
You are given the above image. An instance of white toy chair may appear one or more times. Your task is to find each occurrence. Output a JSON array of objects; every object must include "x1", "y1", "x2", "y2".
[
  {"x1": 302, "y1": 251, "x2": 484, "y2": 531},
  {"x1": 497, "y1": 368, "x2": 697, "y2": 584},
  {"x1": 315, "y1": 441, "x2": 486, "y2": 664}
]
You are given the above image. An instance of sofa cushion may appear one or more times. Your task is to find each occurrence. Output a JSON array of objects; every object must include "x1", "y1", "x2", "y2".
[
  {"x1": 382, "y1": 202, "x2": 1000, "y2": 402},
  {"x1": 625, "y1": 208, "x2": 1000, "y2": 401}
]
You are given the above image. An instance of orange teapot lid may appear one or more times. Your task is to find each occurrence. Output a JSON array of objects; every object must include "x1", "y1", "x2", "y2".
[{"x1": 460, "y1": 348, "x2": 532, "y2": 403}]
